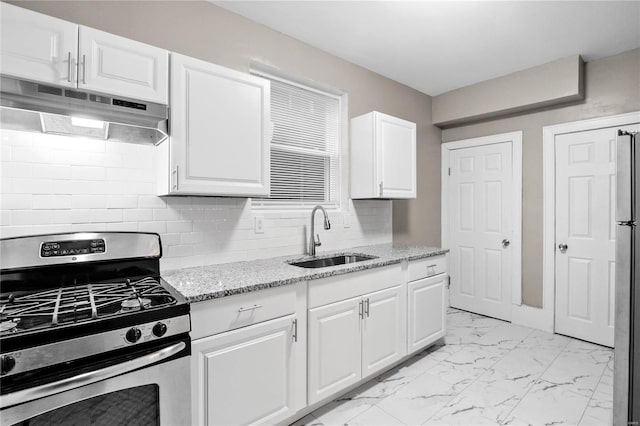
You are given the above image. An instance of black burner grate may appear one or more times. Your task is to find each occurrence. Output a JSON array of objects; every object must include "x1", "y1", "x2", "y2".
[{"x1": 0, "y1": 277, "x2": 177, "y2": 335}]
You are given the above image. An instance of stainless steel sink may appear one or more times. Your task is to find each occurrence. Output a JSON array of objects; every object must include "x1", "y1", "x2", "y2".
[{"x1": 288, "y1": 254, "x2": 378, "y2": 269}]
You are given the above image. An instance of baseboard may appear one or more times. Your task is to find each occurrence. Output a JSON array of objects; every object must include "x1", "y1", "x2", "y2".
[{"x1": 511, "y1": 303, "x2": 553, "y2": 332}]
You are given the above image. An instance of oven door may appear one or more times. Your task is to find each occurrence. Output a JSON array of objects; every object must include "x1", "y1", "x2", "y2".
[{"x1": 0, "y1": 341, "x2": 190, "y2": 426}]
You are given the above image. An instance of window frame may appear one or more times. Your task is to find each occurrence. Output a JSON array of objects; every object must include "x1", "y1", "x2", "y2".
[{"x1": 250, "y1": 66, "x2": 349, "y2": 213}]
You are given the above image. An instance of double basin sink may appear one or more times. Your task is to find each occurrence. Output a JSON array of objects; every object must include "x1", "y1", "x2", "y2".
[{"x1": 288, "y1": 253, "x2": 378, "y2": 269}]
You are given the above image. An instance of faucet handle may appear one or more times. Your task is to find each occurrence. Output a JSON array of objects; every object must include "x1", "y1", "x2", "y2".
[{"x1": 315, "y1": 234, "x2": 322, "y2": 247}]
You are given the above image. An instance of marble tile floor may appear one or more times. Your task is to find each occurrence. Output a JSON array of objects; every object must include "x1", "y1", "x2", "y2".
[{"x1": 291, "y1": 308, "x2": 613, "y2": 426}]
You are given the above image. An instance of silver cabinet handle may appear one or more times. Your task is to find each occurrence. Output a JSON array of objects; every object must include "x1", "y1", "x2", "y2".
[
  {"x1": 365, "y1": 298, "x2": 370, "y2": 317},
  {"x1": 292, "y1": 319, "x2": 298, "y2": 342},
  {"x1": 0, "y1": 341, "x2": 185, "y2": 409},
  {"x1": 172, "y1": 165, "x2": 179, "y2": 191},
  {"x1": 81, "y1": 54, "x2": 86, "y2": 84},
  {"x1": 379, "y1": 182, "x2": 383, "y2": 197},
  {"x1": 558, "y1": 243, "x2": 568, "y2": 253},
  {"x1": 502, "y1": 239, "x2": 510, "y2": 248},
  {"x1": 358, "y1": 300, "x2": 363, "y2": 319},
  {"x1": 67, "y1": 51, "x2": 72, "y2": 83},
  {"x1": 238, "y1": 304, "x2": 262, "y2": 313}
]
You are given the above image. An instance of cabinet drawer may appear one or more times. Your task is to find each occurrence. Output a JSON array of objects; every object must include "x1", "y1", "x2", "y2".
[
  {"x1": 191, "y1": 285, "x2": 296, "y2": 339},
  {"x1": 308, "y1": 264, "x2": 402, "y2": 309},
  {"x1": 408, "y1": 255, "x2": 447, "y2": 282}
]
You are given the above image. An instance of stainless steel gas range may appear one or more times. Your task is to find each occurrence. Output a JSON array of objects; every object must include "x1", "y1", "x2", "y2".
[{"x1": 0, "y1": 232, "x2": 191, "y2": 426}]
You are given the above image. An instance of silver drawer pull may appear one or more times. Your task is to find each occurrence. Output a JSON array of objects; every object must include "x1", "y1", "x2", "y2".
[
  {"x1": 238, "y1": 304, "x2": 263, "y2": 313},
  {"x1": 428, "y1": 264, "x2": 437, "y2": 268}
]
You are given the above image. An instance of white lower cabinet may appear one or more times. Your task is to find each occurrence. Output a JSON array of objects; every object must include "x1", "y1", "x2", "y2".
[
  {"x1": 191, "y1": 314, "x2": 299, "y2": 426},
  {"x1": 308, "y1": 296, "x2": 362, "y2": 404},
  {"x1": 308, "y1": 285, "x2": 405, "y2": 405},
  {"x1": 407, "y1": 274, "x2": 446, "y2": 353},
  {"x1": 362, "y1": 286, "x2": 405, "y2": 378}
]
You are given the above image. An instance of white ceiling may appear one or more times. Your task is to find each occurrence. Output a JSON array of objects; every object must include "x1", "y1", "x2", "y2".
[{"x1": 213, "y1": 1, "x2": 640, "y2": 96}]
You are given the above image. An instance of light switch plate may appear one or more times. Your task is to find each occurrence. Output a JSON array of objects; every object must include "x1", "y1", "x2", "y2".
[
  {"x1": 343, "y1": 213, "x2": 351, "y2": 228},
  {"x1": 254, "y1": 216, "x2": 264, "y2": 234}
]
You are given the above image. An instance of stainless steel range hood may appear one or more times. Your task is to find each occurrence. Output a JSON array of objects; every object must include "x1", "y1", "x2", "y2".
[{"x1": 0, "y1": 76, "x2": 168, "y2": 145}]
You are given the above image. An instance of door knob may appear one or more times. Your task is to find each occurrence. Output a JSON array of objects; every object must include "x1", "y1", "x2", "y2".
[
  {"x1": 501, "y1": 239, "x2": 510, "y2": 248},
  {"x1": 558, "y1": 243, "x2": 568, "y2": 253}
]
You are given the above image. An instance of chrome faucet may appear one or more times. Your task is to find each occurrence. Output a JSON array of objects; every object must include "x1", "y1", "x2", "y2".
[{"x1": 308, "y1": 205, "x2": 331, "y2": 256}]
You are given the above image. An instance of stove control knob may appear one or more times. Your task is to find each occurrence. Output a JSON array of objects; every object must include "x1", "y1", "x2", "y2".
[
  {"x1": 1, "y1": 355, "x2": 16, "y2": 375},
  {"x1": 152, "y1": 322, "x2": 167, "y2": 338},
  {"x1": 125, "y1": 327, "x2": 142, "y2": 344}
]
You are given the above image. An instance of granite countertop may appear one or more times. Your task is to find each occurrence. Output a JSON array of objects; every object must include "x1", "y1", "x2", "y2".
[{"x1": 162, "y1": 243, "x2": 449, "y2": 303}]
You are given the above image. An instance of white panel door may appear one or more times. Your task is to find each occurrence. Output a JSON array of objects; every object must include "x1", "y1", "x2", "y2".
[
  {"x1": 408, "y1": 274, "x2": 446, "y2": 354},
  {"x1": 361, "y1": 285, "x2": 405, "y2": 378},
  {"x1": 555, "y1": 124, "x2": 639, "y2": 347},
  {"x1": 78, "y1": 26, "x2": 168, "y2": 103},
  {"x1": 170, "y1": 53, "x2": 270, "y2": 196},
  {"x1": 191, "y1": 315, "x2": 297, "y2": 426},
  {"x1": 449, "y1": 142, "x2": 513, "y2": 320},
  {"x1": 308, "y1": 296, "x2": 362, "y2": 404},
  {"x1": 378, "y1": 113, "x2": 417, "y2": 198},
  {"x1": 0, "y1": 3, "x2": 77, "y2": 87}
]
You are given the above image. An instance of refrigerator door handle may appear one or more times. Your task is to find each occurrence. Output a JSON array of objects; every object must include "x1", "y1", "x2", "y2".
[{"x1": 616, "y1": 130, "x2": 635, "y2": 223}]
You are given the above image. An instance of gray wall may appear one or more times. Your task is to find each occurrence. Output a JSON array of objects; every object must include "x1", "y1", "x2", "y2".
[
  {"x1": 8, "y1": 0, "x2": 442, "y2": 248},
  {"x1": 442, "y1": 48, "x2": 640, "y2": 307}
]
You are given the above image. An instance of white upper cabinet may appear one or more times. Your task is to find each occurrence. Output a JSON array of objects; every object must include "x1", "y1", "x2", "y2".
[
  {"x1": 78, "y1": 26, "x2": 168, "y2": 103},
  {"x1": 0, "y1": 3, "x2": 168, "y2": 103},
  {"x1": 350, "y1": 111, "x2": 417, "y2": 199},
  {"x1": 0, "y1": 3, "x2": 77, "y2": 88},
  {"x1": 161, "y1": 53, "x2": 270, "y2": 196}
]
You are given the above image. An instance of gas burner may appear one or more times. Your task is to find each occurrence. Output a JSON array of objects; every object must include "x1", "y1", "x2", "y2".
[
  {"x1": 120, "y1": 298, "x2": 151, "y2": 312},
  {"x1": 0, "y1": 319, "x2": 18, "y2": 333},
  {"x1": 0, "y1": 277, "x2": 177, "y2": 334}
]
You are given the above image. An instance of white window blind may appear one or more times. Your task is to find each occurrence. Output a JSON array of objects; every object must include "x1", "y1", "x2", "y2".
[{"x1": 252, "y1": 73, "x2": 341, "y2": 209}]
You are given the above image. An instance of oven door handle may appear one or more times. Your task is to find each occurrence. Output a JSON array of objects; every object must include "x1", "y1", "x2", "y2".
[{"x1": 1, "y1": 341, "x2": 185, "y2": 409}]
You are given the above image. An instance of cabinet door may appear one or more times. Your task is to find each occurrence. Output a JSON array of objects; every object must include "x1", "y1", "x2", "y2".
[
  {"x1": 361, "y1": 285, "x2": 405, "y2": 378},
  {"x1": 308, "y1": 296, "x2": 362, "y2": 404},
  {"x1": 407, "y1": 274, "x2": 446, "y2": 354},
  {"x1": 170, "y1": 53, "x2": 271, "y2": 196},
  {"x1": 191, "y1": 315, "x2": 298, "y2": 426},
  {"x1": 376, "y1": 113, "x2": 416, "y2": 198},
  {"x1": 78, "y1": 26, "x2": 168, "y2": 103},
  {"x1": 0, "y1": 3, "x2": 77, "y2": 87}
]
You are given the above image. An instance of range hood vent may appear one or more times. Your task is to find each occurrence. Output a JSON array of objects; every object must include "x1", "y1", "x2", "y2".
[{"x1": 0, "y1": 76, "x2": 168, "y2": 145}]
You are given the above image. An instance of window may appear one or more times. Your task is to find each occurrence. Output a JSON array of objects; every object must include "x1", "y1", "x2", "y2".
[{"x1": 252, "y1": 71, "x2": 343, "y2": 209}]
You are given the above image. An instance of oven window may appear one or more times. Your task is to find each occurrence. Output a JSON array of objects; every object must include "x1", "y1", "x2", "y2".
[{"x1": 12, "y1": 384, "x2": 160, "y2": 426}]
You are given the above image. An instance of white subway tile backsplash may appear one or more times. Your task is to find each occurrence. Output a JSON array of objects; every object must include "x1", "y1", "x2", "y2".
[
  {"x1": 72, "y1": 166, "x2": 106, "y2": 181},
  {"x1": 12, "y1": 210, "x2": 53, "y2": 225},
  {"x1": 1, "y1": 130, "x2": 391, "y2": 270},
  {"x1": 33, "y1": 194, "x2": 72, "y2": 210},
  {"x1": 71, "y1": 195, "x2": 107, "y2": 209},
  {"x1": 166, "y1": 220, "x2": 192, "y2": 233},
  {"x1": 32, "y1": 164, "x2": 72, "y2": 180},
  {"x1": 1, "y1": 194, "x2": 32, "y2": 210},
  {"x1": 12, "y1": 178, "x2": 54, "y2": 194},
  {"x1": 89, "y1": 209, "x2": 124, "y2": 223},
  {"x1": 2, "y1": 162, "x2": 33, "y2": 178},
  {"x1": 139, "y1": 195, "x2": 167, "y2": 209},
  {"x1": 138, "y1": 221, "x2": 167, "y2": 234},
  {"x1": 107, "y1": 195, "x2": 138, "y2": 209},
  {"x1": 123, "y1": 209, "x2": 153, "y2": 221}
]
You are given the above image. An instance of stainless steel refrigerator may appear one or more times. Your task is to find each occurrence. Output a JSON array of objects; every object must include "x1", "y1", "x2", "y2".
[{"x1": 614, "y1": 129, "x2": 639, "y2": 426}]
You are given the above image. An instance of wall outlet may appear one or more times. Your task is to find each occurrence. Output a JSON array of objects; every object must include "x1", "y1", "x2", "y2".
[
  {"x1": 343, "y1": 213, "x2": 351, "y2": 228},
  {"x1": 254, "y1": 216, "x2": 264, "y2": 234}
]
